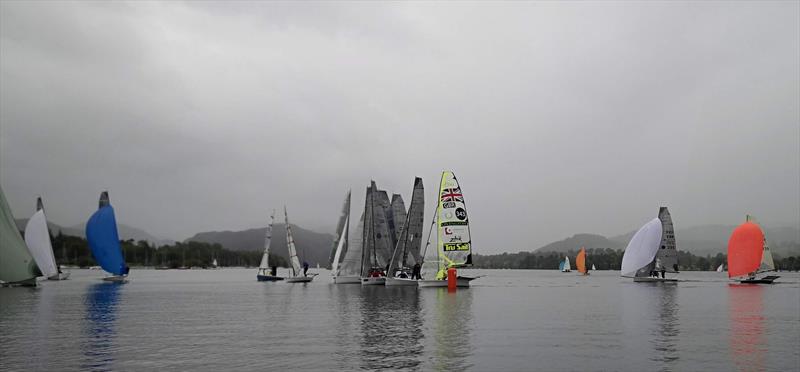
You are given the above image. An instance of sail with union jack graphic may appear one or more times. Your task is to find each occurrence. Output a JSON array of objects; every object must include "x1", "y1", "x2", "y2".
[{"x1": 436, "y1": 171, "x2": 472, "y2": 267}]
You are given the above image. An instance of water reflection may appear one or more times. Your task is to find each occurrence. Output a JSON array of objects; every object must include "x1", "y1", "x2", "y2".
[
  {"x1": 728, "y1": 284, "x2": 765, "y2": 372},
  {"x1": 431, "y1": 289, "x2": 473, "y2": 371},
  {"x1": 359, "y1": 286, "x2": 423, "y2": 370},
  {"x1": 81, "y1": 282, "x2": 123, "y2": 372},
  {"x1": 621, "y1": 283, "x2": 680, "y2": 371},
  {"x1": 31, "y1": 285, "x2": 57, "y2": 370}
]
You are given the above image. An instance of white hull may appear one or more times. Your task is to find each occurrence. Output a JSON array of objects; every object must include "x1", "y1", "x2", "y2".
[
  {"x1": 285, "y1": 276, "x2": 315, "y2": 283},
  {"x1": 47, "y1": 272, "x2": 70, "y2": 280},
  {"x1": 102, "y1": 275, "x2": 127, "y2": 283},
  {"x1": 361, "y1": 277, "x2": 386, "y2": 286},
  {"x1": 418, "y1": 276, "x2": 476, "y2": 288},
  {"x1": 333, "y1": 276, "x2": 361, "y2": 284},
  {"x1": 385, "y1": 277, "x2": 418, "y2": 286},
  {"x1": 633, "y1": 277, "x2": 678, "y2": 283}
]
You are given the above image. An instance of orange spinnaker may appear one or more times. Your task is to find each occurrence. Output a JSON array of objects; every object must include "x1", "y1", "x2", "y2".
[
  {"x1": 727, "y1": 222, "x2": 764, "y2": 278},
  {"x1": 576, "y1": 247, "x2": 587, "y2": 274}
]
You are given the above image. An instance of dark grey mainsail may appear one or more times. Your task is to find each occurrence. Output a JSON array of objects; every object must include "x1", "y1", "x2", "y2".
[
  {"x1": 388, "y1": 177, "x2": 425, "y2": 275},
  {"x1": 389, "y1": 194, "x2": 406, "y2": 248},
  {"x1": 656, "y1": 207, "x2": 678, "y2": 273}
]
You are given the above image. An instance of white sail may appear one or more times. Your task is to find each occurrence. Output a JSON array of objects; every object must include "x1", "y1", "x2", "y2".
[
  {"x1": 259, "y1": 210, "x2": 275, "y2": 271},
  {"x1": 339, "y1": 212, "x2": 364, "y2": 277},
  {"x1": 212, "y1": 258, "x2": 218, "y2": 268},
  {"x1": 747, "y1": 215, "x2": 776, "y2": 274},
  {"x1": 592, "y1": 264, "x2": 596, "y2": 271},
  {"x1": 330, "y1": 191, "x2": 351, "y2": 276},
  {"x1": 285, "y1": 207, "x2": 302, "y2": 276},
  {"x1": 620, "y1": 218, "x2": 663, "y2": 277},
  {"x1": 564, "y1": 256, "x2": 571, "y2": 271},
  {"x1": 716, "y1": 264, "x2": 724, "y2": 272},
  {"x1": 24, "y1": 204, "x2": 59, "y2": 279}
]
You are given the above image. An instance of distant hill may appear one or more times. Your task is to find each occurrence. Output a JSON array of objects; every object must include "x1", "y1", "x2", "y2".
[
  {"x1": 14, "y1": 219, "x2": 174, "y2": 247},
  {"x1": 534, "y1": 233, "x2": 622, "y2": 254},
  {"x1": 186, "y1": 224, "x2": 334, "y2": 267}
]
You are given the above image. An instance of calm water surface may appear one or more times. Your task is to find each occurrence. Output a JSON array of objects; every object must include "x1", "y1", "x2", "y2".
[{"x1": 1, "y1": 269, "x2": 798, "y2": 371}]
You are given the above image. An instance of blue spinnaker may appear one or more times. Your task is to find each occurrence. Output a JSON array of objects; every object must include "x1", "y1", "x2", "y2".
[
  {"x1": 86, "y1": 206, "x2": 128, "y2": 276},
  {"x1": 559, "y1": 260, "x2": 565, "y2": 271}
]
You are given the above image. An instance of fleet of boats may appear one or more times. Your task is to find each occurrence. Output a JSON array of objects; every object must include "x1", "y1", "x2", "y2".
[{"x1": 0, "y1": 173, "x2": 785, "y2": 287}]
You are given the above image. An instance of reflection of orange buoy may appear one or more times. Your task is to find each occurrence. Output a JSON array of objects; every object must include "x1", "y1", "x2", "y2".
[{"x1": 447, "y1": 267, "x2": 457, "y2": 292}]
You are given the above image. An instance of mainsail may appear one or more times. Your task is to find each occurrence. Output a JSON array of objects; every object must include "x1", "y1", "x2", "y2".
[
  {"x1": 284, "y1": 207, "x2": 302, "y2": 277},
  {"x1": 389, "y1": 194, "x2": 406, "y2": 248},
  {"x1": 656, "y1": 207, "x2": 679, "y2": 273},
  {"x1": 388, "y1": 177, "x2": 425, "y2": 275},
  {"x1": 24, "y1": 197, "x2": 59, "y2": 279},
  {"x1": 563, "y1": 256, "x2": 572, "y2": 271},
  {"x1": 338, "y1": 211, "x2": 363, "y2": 277},
  {"x1": 258, "y1": 210, "x2": 275, "y2": 274},
  {"x1": 748, "y1": 216, "x2": 776, "y2": 273},
  {"x1": 0, "y1": 185, "x2": 38, "y2": 284},
  {"x1": 576, "y1": 247, "x2": 587, "y2": 274},
  {"x1": 716, "y1": 264, "x2": 724, "y2": 272},
  {"x1": 360, "y1": 181, "x2": 394, "y2": 276},
  {"x1": 620, "y1": 217, "x2": 663, "y2": 277},
  {"x1": 437, "y1": 171, "x2": 472, "y2": 268},
  {"x1": 86, "y1": 191, "x2": 129, "y2": 277},
  {"x1": 330, "y1": 191, "x2": 351, "y2": 276}
]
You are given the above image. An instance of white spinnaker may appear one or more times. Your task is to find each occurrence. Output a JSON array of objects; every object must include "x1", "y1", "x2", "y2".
[
  {"x1": 331, "y1": 215, "x2": 349, "y2": 275},
  {"x1": 259, "y1": 211, "x2": 275, "y2": 270},
  {"x1": 24, "y1": 209, "x2": 58, "y2": 278},
  {"x1": 621, "y1": 218, "x2": 663, "y2": 277},
  {"x1": 285, "y1": 208, "x2": 302, "y2": 276}
]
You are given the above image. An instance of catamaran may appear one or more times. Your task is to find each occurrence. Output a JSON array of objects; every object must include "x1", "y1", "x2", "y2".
[
  {"x1": 24, "y1": 197, "x2": 69, "y2": 280},
  {"x1": 330, "y1": 191, "x2": 360, "y2": 283},
  {"x1": 284, "y1": 207, "x2": 315, "y2": 283},
  {"x1": 86, "y1": 191, "x2": 129, "y2": 282},
  {"x1": 560, "y1": 256, "x2": 572, "y2": 272},
  {"x1": 621, "y1": 207, "x2": 679, "y2": 282},
  {"x1": 386, "y1": 177, "x2": 425, "y2": 286},
  {"x1": 418, "y1": 171, "x2": 478, "y2": 288},
  {"x1": 0, "y1": 185, "x2": 38, "y2": 286},
  {"x1": 576, "y1": 247, "x2": 589, "y2": 275},
  {"x1": 361, "y1": 182, "x2": 393, "y2": 286},
  {"x1": 727, "y1": 215, "x2": 779, "y2": 284},
  {"x1": 257, "y1": 210, "x2": 283, "y2": 281}
]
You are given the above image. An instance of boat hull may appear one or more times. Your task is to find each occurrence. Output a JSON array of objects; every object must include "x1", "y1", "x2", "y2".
[
  {"x1": 102, "y1": 275, "x2": 128, "y2": 283},
  {"x1": 0, "y1": 277, "x2": 37, "y2": 287},
  {"x1": 257, "y1": 275, "x2": 284, "y2": 282},
  {"x1": 385, "y1": 277, "x2": 418, "y2": 286},
  {"x1": 361, "y1": 277, "x2": 386, "y2": 286},
  {"x1": 333, "y1": 276, "x2": 360, "y2": 284},
  {"x1": 739, "y1": 275, "x2": 779, "y2": 284},
  {"x1": 633, "y1": 277, "x2": 678, "y2": 283},
  {"x1": 47, "y1": 272, "x2": 70, "y2": 280},
  {"x1": 418, "y1": 276, "x2": 476, "y2": 288},
  {"x1": 285, "y1": 276, "x2": 314, "y2": 283}
]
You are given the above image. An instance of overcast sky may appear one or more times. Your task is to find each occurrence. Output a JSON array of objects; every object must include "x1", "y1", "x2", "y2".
[{"x1": 1, "y1": 1, "x2": 798, "y2": 253}]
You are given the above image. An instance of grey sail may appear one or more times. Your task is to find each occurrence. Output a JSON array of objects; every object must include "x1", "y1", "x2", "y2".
[
  {"x1": 388, "y1": 177, "x2": 425, "y2": 275},
  {"x1": 360, "y1": 184, "x2": 375, "y2": 277},
  {"x1": 329, "y1": 191, "x2": 351, "y2": 272},
  {"x1": 338, "y1": 211, "x2": 363, "y2": 277},
  {"x1": 389, "y1": 194, "x2": 406, "y2": 248},
  {"x1": 0, "y1": 185, "x2": 38, "y2": 285},
  {"x1": 656, "y1": 207, "x2": 679, "y2": 273},
  {"x1": 372, "y1": 186, "x2": 394, "y2": 269}
]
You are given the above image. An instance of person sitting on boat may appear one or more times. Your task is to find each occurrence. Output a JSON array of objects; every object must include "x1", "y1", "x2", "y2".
[
  {"x1": 302, "y1": 261, "x2": 309, "y2": 277},
  {"x1": 435, "y1": 268, "x2": 447, "y2": 280},
  {"x1": 412, "y1": 263, "x2": 421, "y2": 280}
]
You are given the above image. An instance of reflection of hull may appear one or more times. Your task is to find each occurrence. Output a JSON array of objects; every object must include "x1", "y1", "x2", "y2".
[
  {"x1": 285, "y1": 276, "x2": 314, "y2": 283},
  {"x1": 361, "y1": 277, "x2": 386, "y2": 286},
  {"x1": 333, "y1": 275, "x2": 360, "y2": 284},
  {"x1": 47, "y1": 272, "x2": 70, "y2": 280},
  {"x1": 0, "y1": 277, "x2": 37, "y2": 287},
  {"x1": 102, "y1": 275, "x2": 127, "y2": 283},
  {"x1": 418, "y1": 276, "x2": 476, "y2": 288},
  {"x1": 385, "y1": 277, "x2": 418, "y2": 286},
  {"x1": 256, "y1": 275, "x2": 284, "y2": 281},
  {"x1": 739, "y1": 275, "x2": 779, "y2": 284},
  {"x1": 633, "y1": 277, "x2": 678, "y2": 283}
]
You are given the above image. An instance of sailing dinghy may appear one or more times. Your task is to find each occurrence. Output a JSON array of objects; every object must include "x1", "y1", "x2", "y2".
[
  {"x1": 25, "y1": 197, "x2": 69, "y2": 280},
  {"x1": 418, "y1": 171, "x2": 479, "y2": 288},
  {"x1": 576, "y1": 247, "x2": 589, "y2": 275},
  {"x1": 0, "y1": 185, "x2": 38, "y2": 286},
  {"x1": 331, "y1": 191, "x2": 360, "y2": 283},
  {"x1": 386, "y1": 178, "x2": 425, "y2": 286},
  {"x1": 284, "y1": 207, "x2": 315, "y2": 283},
  {"x1": 86, "y1": 191, "x2": 129, "y2": 282},
  {"x1": 560, "y1": 256, "x2": 572, "y2": 272},
  {"x1": 621, "y1": 207, "x2": 679, "y2": 282},
  {"x1": 360, "y1": 182, "x2": 392, "y2": 286},
  {"x1": 257, "y1": 210, "x2": 283, "y2": 281},
  {"x1": 716, "y1": 264, "x2": 724, "y2": 273},
  {"x1": 592, "y1": 264, "x2": 597, "y2": 271},
  {"x1": 727, "y1": 215, "x2": 779, "y2": 284}
]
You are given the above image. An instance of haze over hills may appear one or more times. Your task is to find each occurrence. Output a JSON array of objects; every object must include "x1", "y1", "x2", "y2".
[
  {"x1": 536, "y1": 225, "x2": 800, "y2": 257},
  {"x1": 186, "y1": 224, "x2": 334, "y2": 267}
]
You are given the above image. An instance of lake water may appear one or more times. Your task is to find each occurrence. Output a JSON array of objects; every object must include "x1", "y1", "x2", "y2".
[{"x1": 1, "y1": 269, "x2": 798, "y2": 371}]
